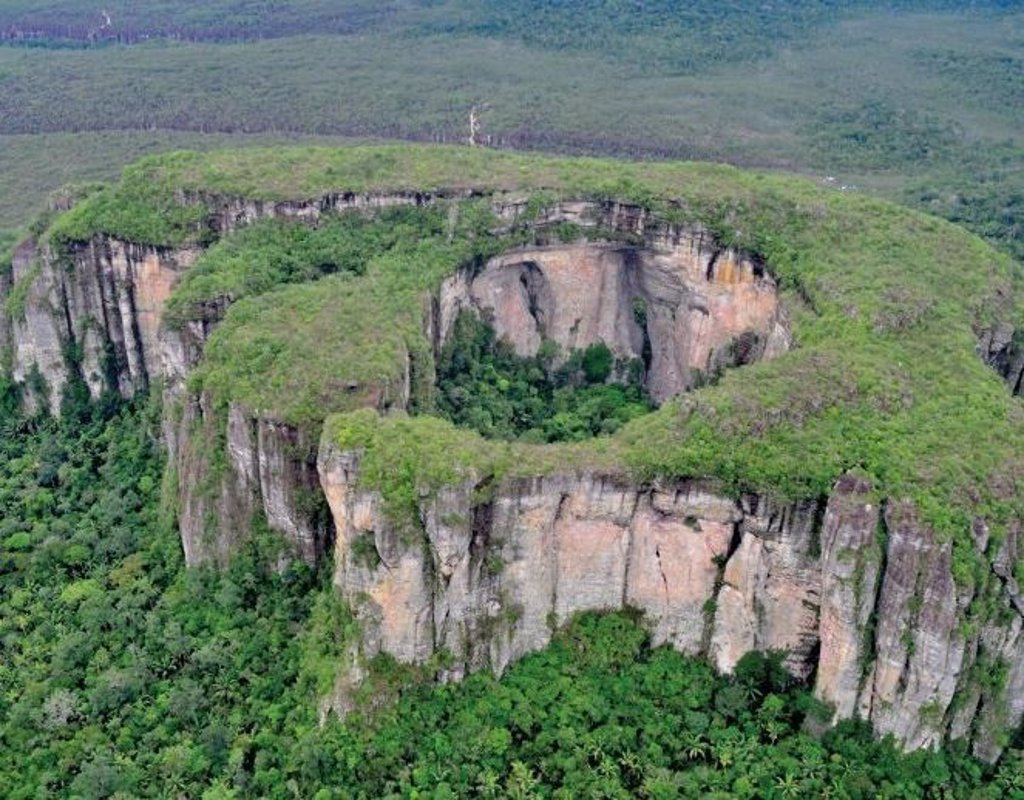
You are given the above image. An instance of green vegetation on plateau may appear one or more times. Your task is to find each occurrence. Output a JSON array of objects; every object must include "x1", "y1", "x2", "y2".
[
  {"x1": 44, "y1": 143, "x2": 1024, "y2": 597},
  {"x1": 165, "y1": 207, "x2": 438, "y2": 327}
]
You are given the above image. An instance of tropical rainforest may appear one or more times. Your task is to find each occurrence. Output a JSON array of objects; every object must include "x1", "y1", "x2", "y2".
[
  {"x1": 0, "y1": 392, "x2": 1019, "y2": 797},
  {"x1": 1, "y1": 1, "x2": 1023, "y2": 798}
]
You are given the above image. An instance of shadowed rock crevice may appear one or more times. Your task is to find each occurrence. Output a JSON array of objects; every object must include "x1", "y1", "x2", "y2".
[{"x1": 439, "y1": 230, "x2": 789, "y2": 405}]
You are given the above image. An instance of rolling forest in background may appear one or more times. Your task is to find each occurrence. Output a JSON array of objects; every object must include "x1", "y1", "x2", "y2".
[{"x1": 0, "y1": 1, "x2": 1020, "y2": 261}]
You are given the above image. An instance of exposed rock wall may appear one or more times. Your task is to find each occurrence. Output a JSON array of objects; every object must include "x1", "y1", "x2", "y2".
[
  {"x1": 8, "y1": 191, "x2": 451, "y2": 413},
  {"x1": 3, "y1": 191, "x2": 451, "y2": 563},
  {"x1": 172, "y1": 396, "x2": 328, "y2": 568},
  {"x1": 6, "y1": 188, "x2": 1023, "y2": 761},
  {"x1": 318, "y1": 448, "x2": 1024, "y2": 759},
  {"x1": 439, "y1": 225, "x2": 790, "y2": 403},
  {"x1": 3, "y1": 194, "x2": 788, "y2": 566},
  {"x1": 6, "y1": 236, "x2": 202, "y2": 414},
  {"x1": 979, "y1": 320, "x2": 1024, "y2": 395}
]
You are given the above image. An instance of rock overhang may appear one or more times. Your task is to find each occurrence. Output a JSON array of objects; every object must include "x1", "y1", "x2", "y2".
[{"x1": 439, "y1": 230, "x2": 790, "y2": 405}]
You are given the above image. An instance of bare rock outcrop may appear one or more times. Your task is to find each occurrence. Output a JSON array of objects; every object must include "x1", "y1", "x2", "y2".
[
  {"x1": 318, "y1": 444, "x2": 1024, "y2": 759},
  {"x1": 1, "y1": 191, "x2": 455, "y2": 562},
  {"x1": 709, "y1": 495, "x2": 821, "y2": 678},
  {"x1": 172, "y1": 397, "x2": 328, "y2": 568},
  {"x1": 439, "y1": 228, "x2": 790, "y2": 403},
  {"x1": 6, "y1": 236, "x2": 202, "y2": 414},
  {"x1": 859, "y1": 501, "x2": 969, "y2": 750},
  {"x1": 814, "y1": 474, "x2": 882, "y2": 719}
]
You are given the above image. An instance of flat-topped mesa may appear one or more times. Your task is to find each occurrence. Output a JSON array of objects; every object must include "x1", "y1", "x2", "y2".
[
  {"x1": 440, "y1": 220, "x2": 790, "y2": 404},
  {"x1": 8, "y1": 144, "x2": 1024, "y2": 764}
]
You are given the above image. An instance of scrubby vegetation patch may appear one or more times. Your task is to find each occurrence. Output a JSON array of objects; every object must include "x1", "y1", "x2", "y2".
[{"x1": 436, "y1": 310, "x2": 653, "y2": 442}]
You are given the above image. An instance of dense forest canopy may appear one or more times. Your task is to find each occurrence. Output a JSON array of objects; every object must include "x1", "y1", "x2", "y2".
[{"x1": 0, "y1": 394, "x2": 1017, "y2": 796}]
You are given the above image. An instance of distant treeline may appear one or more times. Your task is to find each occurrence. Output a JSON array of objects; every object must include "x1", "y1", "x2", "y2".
[
  {"x1": 0, "y1": 0, "x2": 1013, "y2": 49},
  {"x1": 0, "y1": 0, "x2": 394, "y2": 47}
]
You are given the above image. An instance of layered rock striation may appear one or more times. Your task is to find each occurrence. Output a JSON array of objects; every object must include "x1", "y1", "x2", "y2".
[
  {"x1": 439, "y1": 233, "x2": 789, "y2": 403},
  {"x1": 4, "y1": 176, "x2": 1024, "y2": 761},
  {"x1": 319, "y1": 455, "x2": 1024, "y2": 757}
]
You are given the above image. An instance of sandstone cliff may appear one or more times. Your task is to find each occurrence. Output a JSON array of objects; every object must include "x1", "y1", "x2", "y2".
[
  {"x1": 438, "y1": 231, "x2": 789, "y2": 403},
  {"x1": 318, "y1": 453, "x2": 1024, "y2": 759},
  {"x1": 3, "y1": 177, "x2": 1022, "y2": 764}
]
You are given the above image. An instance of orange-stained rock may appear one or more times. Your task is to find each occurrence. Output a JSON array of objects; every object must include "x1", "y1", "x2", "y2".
[{"x1": 439, "y1": 222, "x2": 789, "y2": 404}]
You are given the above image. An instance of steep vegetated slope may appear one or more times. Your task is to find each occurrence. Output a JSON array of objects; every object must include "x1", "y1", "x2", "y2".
[{"x1": 4, "y1": 144, "x2": 1024, "y2": 787}]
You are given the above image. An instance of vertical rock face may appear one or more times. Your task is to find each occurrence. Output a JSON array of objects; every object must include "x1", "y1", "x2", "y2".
[
  {"x1": 3, "y1": 197, "x2": 787, "y2": 566},
  {"x1": 171, "y1": 396, "x2": 330, "y2": 569},
  {"x1": 318, "y1": 450, "x2": 749, "y2": 679},
  {"x1": 6, "y1": 236, "x2": 201, "y2": 414},
  {"x1": 860, "y1": 501, "x2": 968, "y2": 750},
  {"x1": 814, "y1": 475, "x2": 882, "y2": 719},
  {"x1": 1, "y1": 191, "x2": 449, "y2": 564},
  {"x1": 627, "y1": 487, "x2": 737, "y2": 652},
  {"x1": 319, "y1": 448, "x2": 1024, "y2": 759},
  {"x1": 439, "y1": 226, "x2": 790, "y2": 404},
  {"x1": 5, "y1": 190, "x2": 453, "y2": 414},
  {"x1": 709, "y1": 496, "x2": 822, "y2": 678}
]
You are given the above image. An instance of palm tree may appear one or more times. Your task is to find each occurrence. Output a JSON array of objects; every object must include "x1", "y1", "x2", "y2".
[
  {"x1": 763, "y1": 719, "x2": 786, "y2": 744},
  {"x1": 619, "y1": 750, "x2": 642, "y2": 781},
  {"x1": 475, "y1": 768, "x2": 501, "y2": 799},
  {"x1": 505, "y1": 760, "x2": 539, "y2": 800},
  {"x1": 681, "y1": 732, "x2": 708, "y2": 762},
  {"x1": 775, "y1": 772, "x2": 800, "y2": 799}
]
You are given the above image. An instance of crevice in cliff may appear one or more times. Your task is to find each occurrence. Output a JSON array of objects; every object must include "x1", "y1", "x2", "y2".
[
  {"x1": 858, "y1": 501, "x2": 890, "y2": 696},
  {"x1": 122, "y1": 258, "x2": 150, "y2": 390},
  {"x1": 808, "y1": 495, "x2": 828, "y2": 559},
  {"x1": 702, "y1": 518, "x2": 744, "y2": 655},
  {"x1": 705, "y1": 250, "x2": 720, "y2": 282},
  {"x1": 468, "y1": 480, "x2": 495, "y2": 586},
  {"x1": 518, "y1": 262, "x2": 551, "y2": 337},
  {"x1": 56, "y1": 268, "x2": 76, "y2": 348},
  {"x1": 551, "y1": 491, "x2": 570, "y2": 619},
  {"x1": 93, "y1": 241, "x2": 133, "y2": 391},
  {"x1": 621, "y1": 494, "x2": 641, "y2": 610},
  {"x1": 653, "y1": 543, "x2": 670, "y2": 607},
  {"x1": 724, "y1": 518, "x2": 744, "y2": 564}
]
